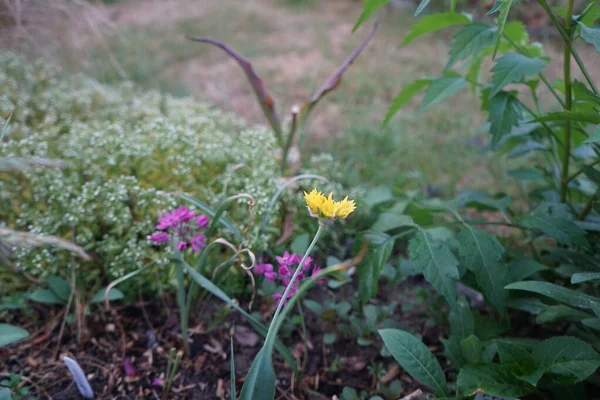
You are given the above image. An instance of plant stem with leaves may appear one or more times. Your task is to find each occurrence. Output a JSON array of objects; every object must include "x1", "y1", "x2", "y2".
[{"x1": 560, "y1": 0, "x2": 575, "y2": 202}]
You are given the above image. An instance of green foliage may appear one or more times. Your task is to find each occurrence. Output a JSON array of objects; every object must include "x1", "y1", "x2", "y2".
[
  {"x1": 409, "y1": 230, "x2": 459, "y2": 307},
  {"x1": 402, "y1": 13, "x2": 471, "y2": 46},
  {"x1": 0, "y1": 324, "x2": 29, "y2": 348},
  {"x1": 379, "y1": 329, "x2": 448, "y2": 397},
  {"x1": 375, "y1": 0, "x2": 600, "y2": 397},
  {"x1": 357, "y1": 232, "x2": 395, "y2": 302}
]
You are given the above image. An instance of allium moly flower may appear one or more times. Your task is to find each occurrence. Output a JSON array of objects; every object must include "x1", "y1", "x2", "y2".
[{"x1": 303, "y1": 188, "x2": 356, "y2": 220}]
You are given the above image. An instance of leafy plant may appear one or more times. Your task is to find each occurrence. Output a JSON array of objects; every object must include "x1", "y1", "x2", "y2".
[{"x1": 353, "y1": 0, "x2": 600, "y2": 397}]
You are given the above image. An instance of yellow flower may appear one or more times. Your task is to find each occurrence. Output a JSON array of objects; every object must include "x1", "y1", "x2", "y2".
[{"x1": 303, "y1": 188, "x2": 356, "y2": 220}]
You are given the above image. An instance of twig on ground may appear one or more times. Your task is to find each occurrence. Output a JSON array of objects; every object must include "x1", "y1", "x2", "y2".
[{"x1": 400, "y1": 389, "x2": 423, "y2": 400}]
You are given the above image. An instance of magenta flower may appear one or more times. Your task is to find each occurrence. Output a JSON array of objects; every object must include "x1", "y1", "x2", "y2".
[
  {"x1": 254, "y1": 251, "x2": 322, "y2": 303},
  {"x1": 195, "y1": 214, "x2": 210, "y2": 229},
  {"x1": 189, "y1": 234, "x2": 207, "y2": 253},
  {"x1": 150, "y1": 232, "x2": 170, "y2": 243},
  {"x1": 151, "y1": 206, "x2": 211, "y2": 253}
]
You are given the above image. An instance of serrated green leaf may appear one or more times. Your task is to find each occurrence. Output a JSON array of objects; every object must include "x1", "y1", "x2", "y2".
[
  {"x1": 457, "y1": 227, "x2": 507, "y2": 313},
  {"x1": 403, "y1": 12, "x2": 471, "y2": 46},
  {"x1": 358, "y1": 232, "x2": 395, "y2": 302},
  {"x1": 583, "y1": 125, "x2": 600, "y2": 143},
  {"x1": 487, "y1": 91, "x2": 523, "y2": 145},
  {"x1": 490, "y1": 54, "x2": 546, "y2": 97},
  {"x1": 409, "y1": 230, "x2": 460, "y2": 307},
  {"x1": 572, "y1": 271, "x2": 600, "y2": 284},
  {"x1": 379, "y1": 329, "x2": 449, "y2": 396},
  {"x1": 383, "y1": 79, "x2": 432, "y2": 126},
  {"x1": 0, "y1": 324, "x2": 29, "y2": 348},
  {"x1": 505, "y1": 281, "x2": 600, "y2": 313},
  {"x1": 532, "y1": 336, "x2": 600, "y2": 385},
  {"x1": 532, "y1": 111, "x2": 600, "y2": 124},
  {"x1": 447, "y1": 23, "x2": 497, "y2": 68},
  {"x1": 579, "y1": 22, "x2": 600, "y2": 52},
  {"x1": 442, "y1": 336, "x2": 465, "y2": 368},
  {"x1": 90, "y1": 288, "x2": 124, "y2": 304},
  {"x1": 491, "y1": 0, "x2": 513, "y2": 58},
  {"x1": 353, "y1": 0, "x2": 389, "y2": 32},
  {"x1": 421, "y1": 77, "x2": 467, "y2": 110},
  {"x1": 372, "y1": 213, "x2": 417, "y2": 232},
  {"x1": 460, "y1": 335, "x2": 483, "y2": 364},
  {"x1": 503, "y1": 21, "x2": 529, "y2": 46},
  {"x1": 414, "y1": 0, "x2": 431, "y2": 16},
  {"x1": 536, "y1": 305, "x2": 592, "y2": 324},
  {"x1": 457, "y1": 364, "x2": 536, "y2": 397},
  {"x1": 518, "y1": 213, "x2": 589, "y2": 248},
  {"x1": 449, "y1": 297, "x2": 474, "y2": 340},
  {"x1": 507, "y1": 258, "x2": 548, "y2": 282},
  {"x1": 497, "y1": 341, "x2": 540, "y2": 385}
]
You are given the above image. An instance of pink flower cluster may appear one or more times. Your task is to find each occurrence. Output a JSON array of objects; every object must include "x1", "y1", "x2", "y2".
[
  {"x1": 255, "y1": 251, "x2": 324, "y2": 305},
  {"x1": 150, "y1": 206, "x2": 210, "y2": 253}
]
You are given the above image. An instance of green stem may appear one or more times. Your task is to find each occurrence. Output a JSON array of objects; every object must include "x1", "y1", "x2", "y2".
[
  {"x1": 281, "y1": 108, "x2": 299, "y2": 174},
  {"x1": 175, "y1": 252, "x2": 190, "y2": 355},
  {"x1": 536, "y1": 0, "x2": 599, "y2": 94},
  {"x1": 579, "y1": 196, "x2": 595, "y2": 220},
  {"x1": 567, "y1": 159, "x2": 600, "y2": 183},
  {"x1": 560, "y1": 0, "x2": 575, "y2": 203},
  {"x1": 263, "y1": 224, "x2": 324, "y2": 348}
]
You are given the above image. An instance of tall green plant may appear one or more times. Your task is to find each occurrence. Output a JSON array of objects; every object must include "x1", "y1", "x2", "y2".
[{"x1": 354, "y1": 0, "x2": 600, "y2": 398}]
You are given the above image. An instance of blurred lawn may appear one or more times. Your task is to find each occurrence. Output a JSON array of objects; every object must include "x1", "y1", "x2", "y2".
[{"x1": 52, "y1": 0, "x2": 516, "y2": 195}]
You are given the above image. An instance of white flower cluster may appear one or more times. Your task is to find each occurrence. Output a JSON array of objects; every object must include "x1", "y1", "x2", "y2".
[{"x1": 0, "y1": 52, "x2": 287, "y2": 283}]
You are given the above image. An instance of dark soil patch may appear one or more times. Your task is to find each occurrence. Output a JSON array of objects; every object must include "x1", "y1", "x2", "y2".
[{"x1": 1, "y1": 276, "x2": 440, "y2": 399}]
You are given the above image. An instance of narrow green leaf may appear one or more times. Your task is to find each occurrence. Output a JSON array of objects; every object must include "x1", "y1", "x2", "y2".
[
  {"x1": 487, "y1": 91, "x2": 523, "y2": 146},
  {"x1": 358, "y1": 232, "x2": 395, "y2": 302},
  {"x1": 449, "y1": 297, "x2": 474, "y2": 340},
  {"x1": 409, "y1": 230, "x2": 460, "y2": 307},
  {"x1": 181, "y1": 260, "x2": 297, "y2": 370},
  {"x1": 583, "y1": 125, "x2": 600, "y2": 143},
  {"x1": 29, "y1": 289, "x2": 64, "y2": 305},
  {"x1": 579, "y1": 22, "x2": 600, "y2": 52},
  {"x1": 383, "y1": 79, "x2": 432, "y2": 126},
  {"x1": 532, "y1": 336, "x2": 600, "y2": 385},
  {"x1": 446, "y1": 23, "x2": 497, "y2": 68},
  {"x1": 532, "y1": 111, "x2": 600, "y2": 124},
  {"x1": 457, "y1": 364, "x2": 536, "y2": 397},
  {"x1": 518, "y1": 213, "x2": 589, "y2": 248},
  {"x1": 507, "y1": 258, "x2": 548, "y2": 283},
  {"x1": 507, "y1": 167, "x2": 545, "y2": 181},
  {"x1": 372, "y1": 213, "x2": 417, "y2": 232},
  {"x1": 505, "y1": 281, "x2": 600, "y2": 313},
  {"x1": 239, "y1": 347, "x2": 276, "y2": 400},
  {"x1": 90, "y1": 288, "x2": 124, "y2": 304},
  {"x1": 414, "y1": 0, "x2": 431, "y2": 16},
  {"x1": 490, "y1": 54, "x2": 546, "y2": 97},
  {"x1": 460, "y1": 335, "x2": 483, "y2": 364},
  {"x1": 402, "y1": 12, "x2": 471, "y2": 46},
  {"x1": 0, "y1": 324, "x2": 29, "y2": 348},
  {"x1": 353, "y1": 0, "x2": 389, "y2": 32},
  {"x1": 572, "y1": 272, "x2": 600, "y2": 284},
  {"x1": 421, "y1": 77, "x2": 467, "y2": 110},
  {"x1": 457, "y1": 227, "x2": 507, "y2": 313},
  {"x1": 491, "y1": 0, "x2": 513, "y2": 58},
  {"x1": 536, "y1": 305, "x2": 592, "y2": 324},
  {"x1": 230, "y1": 338, "x2": 236, "y2": 399},
  {"x1": 379, "y1": 329, "x2": 448, "y2": 397}
]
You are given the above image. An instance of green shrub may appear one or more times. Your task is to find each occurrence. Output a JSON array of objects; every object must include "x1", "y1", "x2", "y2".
[{"x1": 0, "y1": 52, "x2": 352, "y2": 292}]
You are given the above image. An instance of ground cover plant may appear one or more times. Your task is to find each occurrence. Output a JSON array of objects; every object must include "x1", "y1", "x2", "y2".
[{"x1": 2, "y1": 0, "x2": 600, "y2": 399}]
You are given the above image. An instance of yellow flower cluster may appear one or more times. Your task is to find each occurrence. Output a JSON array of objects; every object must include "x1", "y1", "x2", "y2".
[{"x1": 303, "y1": 189, "x2": 356, "y2": 220}]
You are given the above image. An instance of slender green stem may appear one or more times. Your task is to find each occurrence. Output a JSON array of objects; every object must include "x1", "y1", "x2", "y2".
[
  {"x1": 579, "y1": 0, "x2": 598, "y2": 21},
  {"x1": 264, "y1": 224, "x2": 324, "y2": 348},
  {"x1": 281, "y1": 107, "x2": 299, "y2": 174},
  {"x1": 579, "y1": 196, "x2": 595, "y2": 220},
  {"x1": 175, "y1": 252, "x2": 190, "y2": 355},
  {"x1": 536, "y1": 0, "x2": 599, "y2": 93},
  {"x1": 559, "y1": 0, "x2": 575, "y2": 203},
  {"x1": 297, "y1": 303, "x2": 309, "y2": 372}
]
